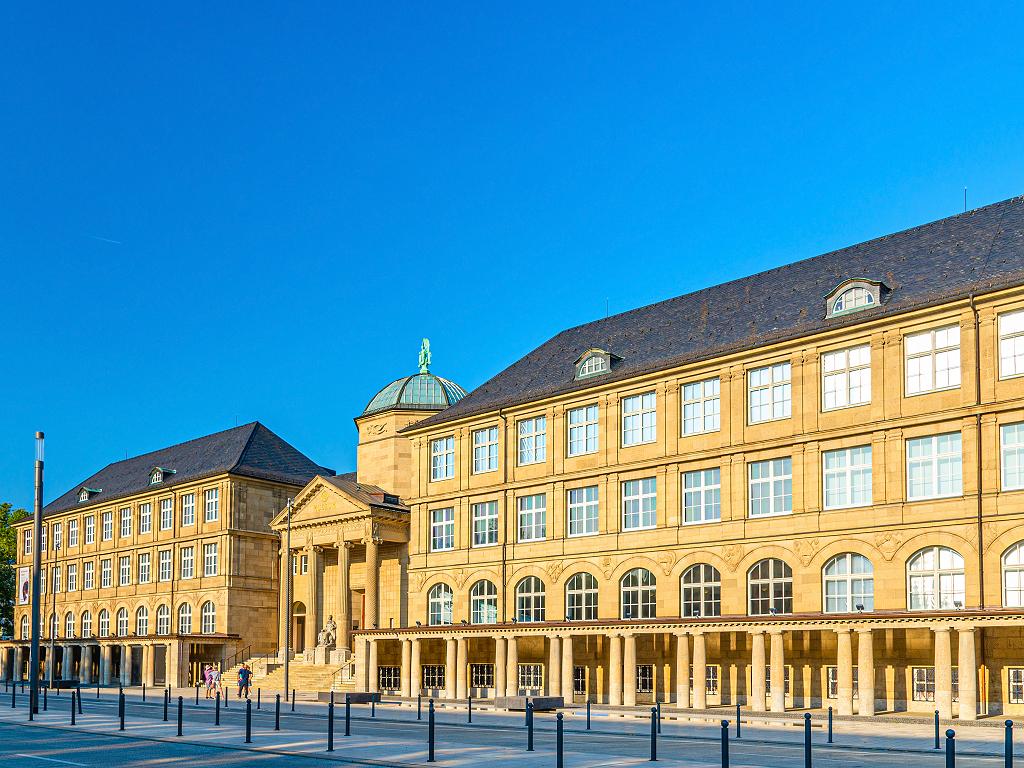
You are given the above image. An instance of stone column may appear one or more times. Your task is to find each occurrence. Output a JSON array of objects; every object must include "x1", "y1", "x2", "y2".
[
  {"x1": 675, "y1": 632, "x2": 690, "y2": 708},
  {"x1": 934, "y1": 627, "x2": 953, "y2": 720},
  {"x1": 836, "y1": 629, "x2": 854, "y2": 716},
  {"x1": 144, "y1": 644, "x2": 156, "y2": 687},
  {"x1": 608, "y1": 634, "x2": 623, "y2": 706},
  {"x1": 401, "y1": 639, "x2": 412, "y2": 698},
  {"x1": 305, "y1": 546, "x2": 321, "y2": 653},
  {"x1": 623, "y1": 633, "x2": 637, "y2": 707},
  {"x1": 410, "y1": 638, "x2": 422, "y2": 698},
  {"x1": 857, "y1": 629, "x2": 874, "y2": 716},
  {"x1": 100, "y1": 644, "x2": 112, "y2": 685},
  {"x1": 1, "y1": 647, "x2": 10, "y2": 681},
  {"x1": 278, "y1": 546, "x2": 289, "y2": 657},
  {"x1": 367, "y1": 639, "x2": 379, "y2": 694},
  {"x1": 80, "y1": 646, "x2": 92, "y2": 684},
  {"x1": 957, "y1": 627, "x2": 977, "y2": 721},
  {"x1": 750, "y1": 631, "x2": 767, "y2": 712},
  {"x1": 122, "y1": 645, "x2": 132, "y2": 686},
  {"x1": 561, "y1": 635, "x2": 574, "y2": 702},
  {"x1": 505, "y1": 636, "x2": 519, "y2": 696},
  {"x1": 444, "y1": 637, "x2": 457, "y2": 700},
  {"x1": 337, "y1": 541, "x2": 352, "y2": 651},
  {"x1": 365, "y1": 538, "x2": 380, "y2": 630},
  {"x1": 494, "y1": 637, "x2": 507, "y2": 697},
  {"x1": 456, "y1": 636, "x2": 468, "y2": 699},
  {"x1": 547, "y1": 635, "x2": 562, "y2": 697},
  {"x1": 44, "y1": 646, "x2": 54, "y2": 682},
  {"x1": 692, "y1": 632, "x2": 707, "y2": 710}
]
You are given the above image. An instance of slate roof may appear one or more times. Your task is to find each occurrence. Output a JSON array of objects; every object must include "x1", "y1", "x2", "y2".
[
  {"x1": 45, "y1": 422, "x2": 333, "y2": 516},
  {"x1": 323, "y1": 472, "x2": 409, "y2": 513},
  {"x1": 410, "y1": 195, "x2": 1024, "y2": 431}
]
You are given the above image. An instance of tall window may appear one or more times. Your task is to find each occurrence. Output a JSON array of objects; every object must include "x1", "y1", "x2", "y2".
[
  {"x1": 1003, "y1": 542, "x2": 1024, "y2": 607},
  {"x1": 138, "y1": 552, "x2": 151, "y2": 584},
  {"x1": 428, "y1": 583, "x2": 453, "y2": 625},
  {"x1": 471, "y1": 502, "x2": 498, "y2": 547},
  {"x1": 681, "y1": 564, "x2": 721, "y2": 617},
  {"x1": 201, "y1": 601, "x2": 216, "y2": 634},
  {"x1": 181, "y1": 493, "x2": 196, "y2": 526},
  {"x1": 120, "y1": 507, "x2": 132, "y2": 537},
  {"x1": 1001, "y1": 423, "x2": 1024, "y2": 491},
  {"x1": 621, "y1": 392, "x2": 656, "y2": 446},
  {"x1": 100, "y1": 558, "x2": 112, "y2": 588},
  {"x1": 567, "y1": 405, "x2": 599, "y2": 456},
  {"x1": 98, "y1": 609, "x2": 110, "y2": 638},
  {"x1": 907, "y1": 546, "x2": 965, "y2": 609},
  {"x1": 430, "y1": 436, "x2": 455, "y2": 480},
  {"x1": 683, "y1": 468, "x2": 721, "y2": 523},
  {"x1": 52, "y1": 565, "x2": 61, "y2": 593},
  {"x1": 85, "y1": 515, "x2": 95, "y2": 544},
  {"x1": 906, "y1": 325, "x2": 960, "y2": 395},
  {"x1": 907, "y1": 433, "x2": 962, "y2": 501},
  {"x1": 565, "y1": 572, "x2": 598, "y2": 621},
  {"x1": 81, "y1": 611, "x2": 92, "y2": 637},
  {"x1": 430, "y1": 507, "x2": 455, "y2": 552},
  {"x1": 160, "y1": 499, "x2": 173, "y2": 530},
  {"x1": 136, "y1": 606, "x2": 149, "y2": 636},
  {"x1": 823, "y1": 553, "x2": 874, "y2": 612},
  {"x1": 822, "y1": 344, "x2": 871, "y2": 410},
  {"x1": 68, "y1": 519, "x2": 78, "y2": 547},
  {"x1": 67, "y1": 564, "x2": 77, "y2": 591},
  {"x1": 53, "y1": 522, "x2": 62, "y2": 551},
  {"x1": 517, "y1": 494, "x2": 546, "y2": 542},
  {"x1": 748, "y1": 363, "x2": 791, "y2": 423},
  {"x1": 20, "y1": 615, "x2": 29, "y2": 640},
  {"x1": 748, "y1": 558, "x2": 793, "y2": 615},
  {"x1": 156, "y1": 604, "x2": 170, "y2": 635},
  {"x1": 567, "y1": 486, "x2": 599, "y2": 536},
  {"x1": 622, "y1": 477, "x2": 657, "y2": 530},
  {"x1": 472, "y1": 427, "x2": 499, "y2": 473},
  {"x1": 682, "y1": 378, "x2": 720, "y2": 435},
  {"x1": 116, "y1": 608, "x2": 129, "y2": 636},
  {"x1": 470, "y1": 580, "x2": 498, "y2": 624},
  {"x1": 517, "y1": 417, "x2": 547, "y2": 465},
  {"x1": 23, "y1": 529, "x2": 30, "y2": 556},
  {"x1": 65, "y1": 612, "x2": 75, "y2": 637},
  {"x1": 621, "y1": 568, "x2": 656, "y2": 619},
  {"x1": 203, "y1": 543, "x2": 218, "y2": 576},
  {"x1": 83, "y1": 561, "x2": 94, "y2": 590},
  {"x1": 181, "y1": 546, "x2": 195, "y2": 579},
  {"x1": 748, "y1": 458, "x2": 793, "y2": 518},
  {"x1": 515, "y1": 576, "x2": 546, "y2": 622},
  {"x1": 118, "y1": 556, "x2": 131, "y2": 586},
  {"x1": 102, "y1": 511, "x2": 113, "y2": 541},
  {"x1": 159, "y1": 550, "x2": 172, "y2": 581},
  {"x1": 178, "y1": 603, "x2": 192, "y2": 634},
  {"x1": 139, "y1": 503, "x2": 152, "y2": 534},
  {"x1": 204, "y1": 489, "x2": 220, "y2": 522},
  {"x1": 1000, "y1": 310, "x2": 1024, "y2": 378},
  {"x1": 823, "y1": 446, "x2": 872, "y2": 509}
]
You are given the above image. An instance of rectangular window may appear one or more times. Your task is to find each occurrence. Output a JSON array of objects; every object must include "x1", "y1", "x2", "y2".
[
  {"x1": 517, "y1": 494, "x2": 547, "y2": 542},
  {"x1": 139, "y1": 503, "x2": 152, "y2": 534},
  {"x1": 517, "y1": 417, "x2": 547, "y2": 465},
  {"x1": 68, "y1": 519, "x2": 78, "y2": 547},
  {"x1": 53, "y1": 523, "x2": 62, "y2": 551},
  {"x1": 906, "y1": 325, "x2": 961, "y2": 395},
  {"x1": 822, "y1": 344, "x2": 871, "y2": 410},
  {"x1": 472, "y1": 427, "x2": 499, "y2": 473},
  {"x1": 204, "y1": 489, "x2": 220, "y2": 522},
  {"x1": 636, "y1": 664, "x2": 654, "y2": 693},
  {"x1": 67, "y1": 564, "x2": 77, "y2": 591},
  {"x1": 100, "y1": 558, "x2": 112, "y2": 588},
  {"x1": 119, "y1": 507, "x2": 132, "y2": 538},
  {"x1": 430, "y1": 436, "x2": 455, "y2": 480},
  {"x1": 823, "y1": 446, "x2": 873, "y2": 509},
  {"x1": 748, "y1": 362, "x2": 792, "y2": 423},
  {"x1": 826, "y1": 667, "x2": 859, "y2": 699},
  {"x1": 567, "y1": 486, "x2": 599, "y2": 536},
  {"x1": 300, "y1": 554, "x2": 308, "y2": 574},
  {"x1": 470, "y1": 664, "x2": 495, "y2": 689},
  {"x1": 749, "y1": 458, "x2": 793, "y2": 518},
  {"x1": 621, "y1": 392, "x2": 657, "y2": 446},
  {"x1": 622, "y1": 477, "x2": 657, "y2": 530},
  {"x1": 912, "y1": 667, "x2": 936, "y2": 702},
  {"x1": 764, "y1": 666, "x2": 791, "y2": 696},
  {"x1": 682, "y1": 377, "x2": 721, "y2": 435},
  {"x1": 1000, "y1": 310, "x2": 1024, "y2": 379},
  {"x1": 160, "y1": 499, "x2": 173, "y2": 530},
  {"x1": 518, "y1": 664, "x2": 544, "y2": 690},
  {"x1": 471, "y1": 501, "x2": 498, "y2": 547},
  {"x1": 118, "y1": 556, "x2": 130, "y2": 586},
  {"x1": 204, "y1": 543, "x2": 218, "y2": 576},
  {"x1": 907, "y1": 433, "x2": 963, "y2": 501},
  {"x1": 40, "y1": 525, "x2": 46, "y2": 552},
  {"x1": 683, "y1": 468, "x2": 721, "y2": 523},
  {"x1": 178, "y1": 546, "x2": 194, "y2": 579},
  {"x1": 378, "y1": 667, "x2": 401, "y2": 691},
  {"x1": 138, "y1": 552, "x2": 151, "y2": 583},
  {"x1": 85, "y1": 515, "x2": 95, "y2": 544},
  {"x1": 1009, "y1": 668, "x2": 1024, "y2": 705},
  {"x1": 1001, "y1": 423, "x2": 1024, "y2": 491},
  {"x1": 430, "y1": 507, "x2": 455, "y2": 552},
  {"x1": 23, "y1": 529, "x2": 31, "y2": 556},
  {"x1": 567, "y1": 405, "x2": 599, "y2": 456},
  {"x1": 159, "y1": 550, "x2": 172, "y2": 581},
  {"x1": 102, "y1": 511, "x2": 113, "y2": 541},
  {"x1": 573, "y1": 666, "x2": 588, "y2": 696},
  {"x1": 689, "y1": 665, "x2": 720, "y2": 696},
  {"x1": 83, "y1": 561, "x2": 94, "y2": 590},
  {"x1": 422, "y1": 665, "x2": 445, "y2": 690},
  {"x1": 181, "y1": 493, "x2": 196, "y2": 526},
  {"x1": 52, "y1": 565, "x2": 61, "y2": 593}
]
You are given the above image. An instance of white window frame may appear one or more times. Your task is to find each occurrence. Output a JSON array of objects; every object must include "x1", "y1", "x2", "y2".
[
  {"x1": 159, "y1": 550, "x2": 172, "y2": 582},
  {"x1": 83, "y1": 561, "x2": 94, "y2": 590},
  {"x1": 748, "y1": 362, "x2": 792, "y2": 424},
  {"x1": 906, "y1": 433, "x2": 962, "y2": 501},
  {"x1": 430, "y1": 436, "x2": 455, "y2": 481},
  {"x1": 472, "y1": 427, "x2": 499, "y2": 474},
  {"x1": 430, "y1": 507, "x2": 455, "y2": 552},
  {"x1": 204, "y1": 488, "x2": 220, "y2": 522},
  {"x1": 621, "y1": 392, "x2": 656, "y2": 446},
  {"x1": 81, "y1": 611, "x2": 92, "y2": 638},
  {"x1": 681, "y1": 563, "x2": 721, "y2": 618},
  {"x1": 178, "y1": 604, "x2": 192, "y2": 635},
  {"x1": 515, "y1": 576, "x2": 546, "y2": 622},
  {"x1": 1010, "y1": 668, "x2": 1024, "y2": 705},
  {"x1": 117, "y1": 608, "x2": 130, "y2": 636},
  {"x1": 100, "y1": 558, "x2": 112, "y2": 588},
  {"x1": 84, "y1": 515, "x2": 94, "y2": 544},
  {"x1": 136, "y1": 606, "x2": 149, "y2": 636},
  {"x1": 748, "y1": 458, "x2": 793, "y2": 518},
  {"x1": 621, "y1": 567, "x2": 656, "y2": 619},
  {"x1": 181, "y1": 493, "x2": 196, "y2": 526},
  {"x1": 517, "y1": 417, "x2": 547, "y2": 465},
  {"x1": 160, "y1": 498, "x2": 174, "y2": 530},
  {"x1": 427, "y1": 583, "x2": 453, "y2": 626},
  {"x1": 53, "y1": 522, "x2": 62, "y2": 551},
  {"x1": 905, "y1": 325, "x2": 961, "y2": 395},
  {"x1": 636, "y1": 664, "x2": 655, "y2": 693},
  {"x1": 98, "y1": 610, "x2": 110, "y2": 638},
  {"x1": 621, "y1": 477, "x2": 657, "y2": 531},
  {"x1": 1001, "y1": 423, "x2": 1024, "y2": 491},
  {"x1": 567, "y1": 405, "x2": 599, "y2": 457},
  {"x1": 156, "y1": 605, "x2": 170, "y2": 636},
  {"x1": 68, "y1": 519, "x2": 78, "y2": 547},
  {"x1": 821, "y1": 344, "x2": 871, "y2": 410},
  {"x1": 118, "y1": 555, "x2": 131, "y2": 586},
  {"x1": 102, "y1": 511, "x2": 113, "y2": 541},
  {"x1": 201, "y1": 602, "x2": 216, "y2": 634},
  {"x1": 912, "y1": 667, "x2": 936, "y2": 702},
  {"x1": 138, "y1": 552, "x2": 151, "y2": 584},
  {"x1": 1000, "y1": 310, "x2": 1024, "y2": 379},
  {"x1": 517, "y1": 494, "x2": 546, "y2": 542},
  {"x1": 823, "y1": 553, "x2": 874, "y2": 613},
  {"x1": 471, "y1": 501, "x2": 498, "y2": 547},
  {"x1": 748, "y1": 558, "x2": 793, "y2": 615},
  {"x1": 139, "y1": 503, "x2": 152, "y2": 534},
  {"x1": 176, "y1": 545, "x2": 193, "y2": 578},
  {"x1": 470, "y1": 580, "x2": 498, "y2": 624},
  {"x1": 567, "y1": 486, "x2": 599, "y2": 537},
  {"x1": 682, "y1": 377, "x2": 720, "y2": 435},
  {"x1": 822, "y1": 446, "x2": 873, "y2": 510},
  {"x1": 203, "y1": 543, "x2": 218, "y2": 576},
  {"x1": 422, "y1": 665, "x2": 446, "y2": 690},
  {"x1": 52, "y1": 565, "x2": 61, "y2": 593},
  {"x1": 907, "y1": 546, "x2": 965, "y2": 610},
  {"x1": 682, "y1": 468, "x2": 721, "y2": 523},
  {"x1": 565, "y1": 572, "x2": 598, "y2": 621},
  {"x1": 119, "y1": 507, "x2": 132, "y2": 538},
  {"x1": 1003, "y1": 542, "x2": 1024, "y2": 608}
]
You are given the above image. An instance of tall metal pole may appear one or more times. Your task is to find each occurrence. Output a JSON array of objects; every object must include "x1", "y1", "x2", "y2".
[
  {"x1": 29, "y1": 432, "x2": 44, "y2": 714},
  {"x1": 283, "y1": 498, "x2": 292, "y2": 697}
]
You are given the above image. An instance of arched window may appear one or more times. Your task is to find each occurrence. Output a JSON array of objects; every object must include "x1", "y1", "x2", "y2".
[
  {"x1": 81, "y1": 611, "x2": 92, "y2": 638},
  {"x1": 470, "y1": 580, "x2": 498, "y2": 624},
  {"x1": 565, "y1": 573, "x2": 599, "y2": 621},
  {"x1": 833, "y1": 287, "x2": 875, "y2": 315},
  {"x1": 136, "y1": 605, "x2": 149, "y2": 636},
  {"x1": 1004, "y1": 542, "x2": 1024, "y2": 607},
  {"x1": 681, "y1": 564, "x2": 721, "y2": 617},
  {"x1": 65, "y1": 611, "x2": 75, "y2": 638},
  {"x1": 116, "y1": 607, "x2": 129, "y2": 637},
  {"x1": 908, "y1": 546, "x2": 965, "y2": 610},
  {"x1": 200, "y1": 602, "x2": 216, "y2": 634},
  {"x1": 98, "y1": 609, "x2": 110, "y2": 638},
  {"x1": 156, "y1": 605, "x2": 170, "y2": 635},
  {"x1": 579, "y1": 355, "x2": 607, "y2": 377},
  {"x1": 823, "y1": 553, "x2": 874, "y2": 612},
  {"x1": 748, "y1": 558, "x2": 793, "y2": 615},
  {"x1": 427, "y1": 583, "x2": 453, "y2": 626},
  {"x1": 621, "y1": 568, "x2": 656, "y2": 619},
  {"x1": 515, "y1": 577, "x2": 546, "y2": 622},
  {"x1": 178, "y1": 603, "x2": 192, "y2": 635},
  {"x1": 20, "y1": 615, "x2": 29, "y2": 640}
]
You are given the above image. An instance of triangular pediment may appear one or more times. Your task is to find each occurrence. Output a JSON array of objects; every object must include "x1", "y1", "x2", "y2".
[{"x1": 270, "y1": 475, "x2": 370, "y2": 528}]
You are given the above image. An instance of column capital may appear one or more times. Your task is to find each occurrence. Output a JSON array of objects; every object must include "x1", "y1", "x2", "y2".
[
  {"x1": 673, "y1": 630, "x2": 689, "y2": 638},
  {"x1": 834, "y1": 627, "x2": 853, "y2": 636},
  {"x1": 932, "y1": 625, "x2": 953, "y2": 635},
  {"x1": 855, "y1": 627, "x2": 873, "y2": 635}
]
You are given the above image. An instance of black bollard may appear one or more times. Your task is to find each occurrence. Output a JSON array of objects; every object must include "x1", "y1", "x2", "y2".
[
  {"x1": 735, "y1": 703, "x2": 741, "y2": 739},
  {"x1": 327, "y1": 700, "x2": 334, "y2": 752},
  {"x1": 97, "y1": 681, "x2": 100, "y2": 700},
  {"x1": 195, "y1": 685, "x2": 199, "y2": 706},
  {"x1": 557, "y1": 712, "x2": 564, "y2": 768},
  {"x1": 371, "y1": 697, "x2": 376, "y2": 718},
  {"x1": 586, "y1": 699, "x2": 591, "y2": 730},
  {"x1": 721, "y1": 720, "x2": 730, "y2": 768},
  {"x1": 77, "y1": 685, "x2": 82, "y2": 715},
  {"x1": 650, "y1": 707, "x2": 658, "y2": 761},
  {"x1": 1005, "y1": 720, "x2": 1014, "y2": 768},
  {"x1": 274, "y1": 694, "x2": 280, "y2": 731},
  {"x1": 142, "y1": 682, "x2": 146, "y2": 702},
  {"x1": 257, "y1": 688, "x2": 261, "y2": 710},
  {"x1": 10, "y1": 684, "x2": 14, "y2": 709},
  {"x1": 934, "y1": 710, "x2": 941, "y2": 750},
  {"x1": 223, "y1": 687, "x2": 228, "y2": 709},
  {"x1": 467, "y1": 695, "x2": 472, "y2": 723},
  {"x1": 803, "y1": 712, "x2": 812, "y2": 768},
  {"x1": 119, "y1": 691, "x2": 125, "y2": 731},
  {"x1": 945, "y1": 728, "x2": 956, "y2": 768},
  {"x1": 291, "y1": 688, "x2": 295, "y2": 712},
  {"x1": 417, "y1": 693, "x2": 422, "y2": 720},
  {"x1": 215, "y1": 691, "x2": 221, "y2": 726},
  {"x1": 527, "y1": 700, "x2": 534, "y2": 751},
  {"x1": 345, "y1": 693, "x2": 351, "y2": 736},
  {"x1": 177, "y1": 696, "x2": 183, "y2": 736},
  {"x1": 827, "y1": 706, "x2": 833, "y2": 744},
  {"x1": 245, "y1": 698, "x2": 252, "y2": 744},
  {"x1": 163, "y1": 687, "x2": 169, "y2": 721},
  {"x1": 657, "y1": 700, "x2": 662, "y2": 734},
  {"x1": 43, "y1": 686, "x2": 47, "y2": 711},
  {"x1": 330, "y1": 690, "x2": 335, "y2": 705},
  {"x1": 71, "y1": 691, "x2": 76, "y2": 725},
  {"x1": 427, "y1": 699, "x2": 436, "y2": 763}
]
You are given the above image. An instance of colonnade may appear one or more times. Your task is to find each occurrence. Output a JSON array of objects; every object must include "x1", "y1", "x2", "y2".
[{"x1": 1, "y1": 641, "x2": 183, "y2": 688}]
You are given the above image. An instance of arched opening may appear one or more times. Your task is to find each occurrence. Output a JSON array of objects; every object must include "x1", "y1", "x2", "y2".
[{"x1": 292, "y1": 601, "x2": 307, "y2": 653}]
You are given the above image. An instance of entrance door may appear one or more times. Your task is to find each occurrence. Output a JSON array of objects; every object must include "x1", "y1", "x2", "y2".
[
  {"x1": 153, "y1": 646, "x2": 167, "y2": 686},
  {"x1": 293, "y1": 617, "x2": 306, "y2": 653}
]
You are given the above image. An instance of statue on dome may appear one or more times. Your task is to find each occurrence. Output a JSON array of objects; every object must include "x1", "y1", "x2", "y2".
[{"x1": 418, "y1": 338, "x2": 432, "y2": 373}]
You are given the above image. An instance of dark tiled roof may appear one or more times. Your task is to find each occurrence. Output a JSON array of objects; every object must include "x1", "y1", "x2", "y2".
[
  {"x1": 410, "y1": 195, "x2": 1024, "y2": 431},
  {"x1": 45, "y1": 422, "x2": 333, "y2": 516},
  {"x1": 323, "y1": 472, "x2": 409, "y2": 512}
]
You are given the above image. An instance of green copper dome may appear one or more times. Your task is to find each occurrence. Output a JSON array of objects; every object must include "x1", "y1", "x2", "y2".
[{"x1": 361, "y1": 339, "x2": 467, "y2": 417}]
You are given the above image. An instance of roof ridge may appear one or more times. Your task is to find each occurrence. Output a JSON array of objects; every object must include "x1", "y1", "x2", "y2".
[
  {"x1": 100, "y1": 421, "x2": 261, "y2": 471},
  {"x1": 230, "y1": 421, "x2": 266, "y2": 473}
]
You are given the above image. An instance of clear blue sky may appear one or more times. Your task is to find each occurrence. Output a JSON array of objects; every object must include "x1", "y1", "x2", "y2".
[{"x1": 2, "y1": 3, "x2": 1023, "y2": 510}]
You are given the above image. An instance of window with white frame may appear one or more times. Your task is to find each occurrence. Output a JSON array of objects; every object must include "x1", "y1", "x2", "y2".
[
  {"x1": 636, "y1": 664, "x2": 654, "y2": 693},
  {"x1": 906, "y1": 325, "x2": 960, "y2": 395},
  {"x1": 621, "y1": 392, "x2": 656, "y2": 446},
  {"x1": 81, "y1": 611, "x2": 92, "y2": 637},
  {"x1": 427, "y1": 583, "x2": 453, "y2": 626},
  {"x1": 515, "y1": 576, "x2": 546, "y2": 622},
  {"x1": 472, "y1": 427, "x2": 499, "y2": 473},
  {"x1": 471, "y1": 501, "x2": 498, "y2": 547},
  {"x1": 518, "y1": 664, "x2": 544, "y2": 690},
  {"x1": 907, "y1": 546, "x2": 965, "y2": 610},
  {"x1": 178, "y1": 603, "x2": 192, "y2": 634},
  {"x1": 85, "y1": 515, "x2": 94, "y2": 544},
  {"x1": 430, "y1": 507, "x2": 455, "y2": 551},
  {"x1": 517, "y1": 494, "x2": 546, "y2": 542},
  {"x1": 23, "y1": 529, "x2": 30, "y2": 556},
  {"x1": 181, "y1": 546, "x2": 195, "y2": 579},
  {"x1": 470, "y1": 579, "x2": 498, "y2": 624},
  {"x1": 622, "y1": 477, "x2": 657, "y2": 530},
  {"x1": 138, "y1": 552, "x2": 151, "y2": 584},
  {"x1": 181, "y1": 493, "x2": 195, "y2": 526},
  {"x1": 52, "y1": 565, "x2": 61, "y2": 593},
  {"x1": 20, "y1": 615, "x2": 29, "y2": 640},
  {"x1": 119, "y1": 556, "x2": 130, "y2": 586},
  {"x1": 906, "y1": 433, "x2": 962, "y2": 501},
  {"x1": 1000, "y1": 310, "x2": 1024, "y2": 378},
  {"x1": 68, "y1": 518, "x2": 78, "y2": 547},
  {"x1": 764, "y1": 665, "x2": 791, "y2": 696},
  {"x1": 1010, "y1": 668, "x2": 1024, "y2": 705},
  {"x1": 422, "y1": 665, "x2": 445, "y2": 690},
  {"x1": 204, "y1": 489, "x2": 219, "y2": 522},
  {"x1": 136, "y1": 605, "x2": 149, "y2": 636},
  {"x1": 578, "y1": 354, "x2": 608, "y2": 377},
  {"x1": 139, "y1": 503, "x2": 152, "y2": 534},
  {"x1": 83, "y1": 561, "x2": 94, "y2": 590},
  {"x1": 689, "y1": 665, "x2": 720, "y2": 696},
  {"x1": 567, "y1": 405, "x2": 599, "y2": 456},
  {"x1": 823, "y1": 446, "x2": 872, "y2": 509},
  {"x1": 158, "y1": 549, "x2": 172, "y2": 581},
  {"x1": 378, "y1": 667, "x2": 401, "y2": 691},
  {"x1": 565, "y1": 572, "x2": 598, "y2": 621},
  {"x1": 681, "y1": 563, "x2": 721, "y2": 617},
  {"x1": 683, "y1": 468, "x2": 721, "y2": 523},
  {"x1": 39, "y1": 565, "x2": 45, "y2": 595},
  {"x1": 682, "y1": 378, "x2": 720, "y2": 435},
  {"x1": 116, "y1": 607, "x2": 128, "y2": 637},
  {"x1": 748, "y1": 558, "x2": 793, "y2": 615},
  {"x1": 1004, "y1": 542, "x2": 1024, "y2": 607},
  {"x1": 831, "y1": 286, "x2": 875, "y2": 315},
  {"x1": 203, "y1": 543, "x2": 218, "y2": 576},
  {"x1": 748, "y1": 363, "x2": 791, "y2": 423},
  {"x1": 53, "y1": 522, "x2": 62, "y2": 551},
  {"x1": 40, "y1": 525, "x2": 45, "y2": 551},
  {"x1": 574, "y1": 666, "x2": 588, "y2": 696},
  {"x1": 201, "y1": 601, "x2": 216, "y2": 634},
  {"x1": 159, "y1": 498, "x2": 173, "y2": 530},
  {"x1": 430, "y1": 436, "x2": 455, "y2": 480},
  {"x1": 567, "y1": 486, "x2": 599, "y2": 536},
  {"x1": 470, "y1": 664, "x2": 494, "y2": 689},
  {"x1": 98, "y1": 609, "x2": 110, "y2": 638},
  {"x1": 912, "y1": 667, "x2": 935, "y2": 701},
  {"x1": 102, "y1": 511, "x2": 113, "y2": 541},
  {"x1": 120, "y1": 507, "x2": 132, "y2": 537},
  {"x1": 1001, "y1": 423, "x2": 1024, "y2": 491},
  {"x1": 822, "y1": 344, "x2": 871, "y2": 410},
  {"x1": 100, "y1": 558, "x2": 112, "y2": 588},
  {"x1": 823, "y1": 553, "x2": 874, "y2": 612},
  {"x1": 517, "y1": 417, "x2": 547, "y2": 465},
  {"x1": 748, "y1": 458, "x2": 793, "y2": 518},
  {"x1": 156, "y1": 605, "x2": 170, "y2": 635},
  {"x1": 621, "y1": 567, "x2": 656, "y2": 619}
]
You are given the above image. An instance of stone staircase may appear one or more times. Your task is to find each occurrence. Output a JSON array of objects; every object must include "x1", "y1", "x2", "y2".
[{"x1": 226, "y1": 656, "x2": 349, "y2": 699}]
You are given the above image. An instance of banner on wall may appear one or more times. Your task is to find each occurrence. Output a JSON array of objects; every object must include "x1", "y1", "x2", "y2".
[{"x1": 17, "y1": 566, "x2": 30, "y2": 605}]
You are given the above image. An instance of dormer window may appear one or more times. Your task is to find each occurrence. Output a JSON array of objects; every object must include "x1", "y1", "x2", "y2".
[
  {"x1": 77, "y1": 487, "x2": 101, "y2": 503},
  {"x1": 825, "y1": 279, "x2": 886, "y2": 319},
  {"x1": 574, "y1": 348, "x2": 619, "y2": 380},
  {"x1": 149, "y1": 467, "x2": 175, "y2": 485}
]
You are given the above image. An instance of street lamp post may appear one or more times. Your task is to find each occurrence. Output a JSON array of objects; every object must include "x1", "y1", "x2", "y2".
[
  {"x1": 29, "y1": 432, "x2": 44, "y2": 714},
  {"x1": 283, "y1": 498, "x2": 292, "y2": 697}
]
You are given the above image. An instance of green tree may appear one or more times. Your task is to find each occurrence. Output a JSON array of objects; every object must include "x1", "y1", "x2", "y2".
[{"x1": 1, "y1": 502, "x2": 29, "y2": 638}]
